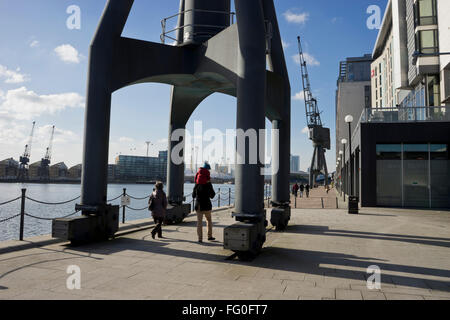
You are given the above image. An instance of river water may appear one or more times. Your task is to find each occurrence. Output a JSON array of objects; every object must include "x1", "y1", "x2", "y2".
[{"x1": 0, "y1": 182, "x2": 241, "y2": 242}]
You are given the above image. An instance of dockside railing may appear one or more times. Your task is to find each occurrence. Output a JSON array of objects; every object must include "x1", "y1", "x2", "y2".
[{"x1": 0, "y1": 185, "x2": 273, "y2": 241}]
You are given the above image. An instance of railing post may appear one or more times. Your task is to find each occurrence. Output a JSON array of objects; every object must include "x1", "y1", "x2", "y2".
[
  {"x1": 218, "y1": 188, "x2": 221, "y2": 208},
  {"x1": 122, "y1": 188, "x2": 126, "y2": 224},
  {"x1": 229, "y1": 188, "x2": 231, "y2": 206},
  {"x1": 321, "y1": 197, "x2": 324, "y2": 209},
  {"x1": 19, "y1": 188, "x2": 26, "y2": 241},
  {"x1": 294, "y1": 195, "x2": 297, "y2": 208},
  {"x1": 336, "y1": 197, "x2": 339, "y2": 209}
]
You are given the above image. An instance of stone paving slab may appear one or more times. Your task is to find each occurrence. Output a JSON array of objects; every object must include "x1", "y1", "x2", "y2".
[{"x1": 0, "y1": 203, "x2": 449, "y2": 300}]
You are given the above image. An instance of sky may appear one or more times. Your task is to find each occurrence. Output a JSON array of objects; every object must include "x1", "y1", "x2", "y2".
[{"x1": 0, "y1": 0, "x2": 387, "y2": 171}]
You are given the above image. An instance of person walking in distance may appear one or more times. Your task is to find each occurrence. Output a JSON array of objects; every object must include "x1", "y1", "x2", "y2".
[
  {"x1": 193, "y1": 162, "x2": 216, "y2": 243},
  {"x1": 299, "y1": 183, "x2": 305, "y2": 198},
  {"x1": 292, "y1": 182, "x2": 299, "y2": 198},
  {"x1": 305, "y1": 184, "x2": 310, "y2": 198},
  {"x1": 148, "y1": 181, "x2": 168, "y2": 239}
]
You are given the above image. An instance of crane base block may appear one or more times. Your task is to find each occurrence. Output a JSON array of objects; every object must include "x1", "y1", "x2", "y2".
[
  {"x1": 270, "y1": 206, "x2": 291, "y2": 231},
  {"x1": 164, "y1": 204, "x2": 191, "y2": 225},
  {"x1": 224, "y1": 211, "x2": 267, "y2": 260},
  {"x1": 52, "y1": 205, "x2": 119, "y2": 244}
]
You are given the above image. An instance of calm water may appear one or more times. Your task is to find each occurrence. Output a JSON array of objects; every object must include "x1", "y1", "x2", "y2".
[{"x1": 0, "y1": 183, "x2": 238, "y2": 242}]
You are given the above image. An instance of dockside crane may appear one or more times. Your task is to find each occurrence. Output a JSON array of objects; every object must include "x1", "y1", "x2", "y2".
[
  {"x1": 17, "y1": 121, "x2": 36, "y2": 180},
  {"x1": 297, "y1": 36, "x2": 330, "y2": 186},
  {"x1": 39, "y1": 126, "x2": 55, "y2": 180}
]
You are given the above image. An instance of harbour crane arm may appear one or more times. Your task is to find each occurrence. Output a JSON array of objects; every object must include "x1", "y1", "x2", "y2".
[
  {"x1": 22, "y1": 121, "x2": 36, "y2": 159},
  {"x1": 44, "y1": 126, "x2": 55, "y2": 161},
  {"x1": 297, "y1": 36, "x2": 322, "y2": 128}
]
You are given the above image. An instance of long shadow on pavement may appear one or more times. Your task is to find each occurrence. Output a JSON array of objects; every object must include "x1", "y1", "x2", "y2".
[
  {"x1": 285, "y1": 225, "x2": 450, "y2": 248},
  {"x1": 65, "y1": 235, "x2": 450, "y2": 293}
]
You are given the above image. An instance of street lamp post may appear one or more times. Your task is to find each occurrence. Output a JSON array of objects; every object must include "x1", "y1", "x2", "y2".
[
  {"x1": 338, "y1": 151, "x2": 343, "y2": 196},
  {"x1": 340, "y1": 140, "x2": 347, "y2": 199},
  {"x1": 345, "y1": 115, "x2": 354, "y2": 195},
  {"x1": 345, "y1": 114, "x2": 358, "y2": 214}
]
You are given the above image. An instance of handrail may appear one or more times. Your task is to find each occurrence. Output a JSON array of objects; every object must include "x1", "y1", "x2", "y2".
[{"x1": 160, "y1": 8, "x2": 236, "y2": 44}]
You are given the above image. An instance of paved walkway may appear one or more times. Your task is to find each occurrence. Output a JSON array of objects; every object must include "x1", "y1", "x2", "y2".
[
  {"x1": 0, "y1": 205, "x2": 449, "y2": 300},
  {"x1": 290, "y1": 186, "x2": 343, "y2": 209}
]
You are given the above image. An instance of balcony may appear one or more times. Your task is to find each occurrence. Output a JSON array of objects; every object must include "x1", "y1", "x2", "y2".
[{"x1": 358, "y1": 106, "x2": 450, "y2": 124}]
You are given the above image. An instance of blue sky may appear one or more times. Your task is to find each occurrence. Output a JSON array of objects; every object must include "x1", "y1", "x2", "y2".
[{"x1": 0, "y1": 0, "x2": 387, "y2": 170}]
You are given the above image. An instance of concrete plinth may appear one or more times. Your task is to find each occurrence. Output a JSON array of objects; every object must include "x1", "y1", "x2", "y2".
[
  {"x1": 52, "y1": 205, "x2": 119, "y2": 244},
  {"x1": 270, "y1": 205, "x2": 291, "y2": 231},
  {"x1": 164, "y1": 204, "x2": 191, "y2": 225}
]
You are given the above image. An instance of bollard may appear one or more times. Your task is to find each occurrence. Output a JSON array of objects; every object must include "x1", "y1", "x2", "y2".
[
  {"x1": 294, "y1": 196, "x2": 297, "y2": 208},
  {"x1": 122, "y1": 188, "x2": 126, "y2": 224},
  {"x1": 336, "y1": 197, "x2": 339, "y2": 209},
  {"x1": 19, "y1": 188, "x2": 26, "y2": 241},
  {"x1": 218, "y1": 188, "x2": 221, "y2": 208},
  {"x1": 229, "y1": 188, "x2": 231, "y2": 206},
  {"x1": 321, "y1": 197, "x2": 324, "y2": 209}
]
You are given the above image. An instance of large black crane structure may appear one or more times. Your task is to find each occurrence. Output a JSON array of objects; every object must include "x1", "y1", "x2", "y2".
[
  {"x1": 17, "y1": 121, "x2": 36, "y2": 181},
  {"x1": 39, "y1": 126, "x2": 55, "y2": 180},
  {"x1": 297, "y1": 36, "x2": 330, "y2": 186}
]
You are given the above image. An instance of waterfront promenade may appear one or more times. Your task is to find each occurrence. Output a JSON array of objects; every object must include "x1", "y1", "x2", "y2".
[{"x1": 1, "y1": 189, "x2": 449, "y2": 300}]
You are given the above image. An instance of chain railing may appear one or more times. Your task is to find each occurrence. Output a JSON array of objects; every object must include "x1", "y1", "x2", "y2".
[{"x1": 0, "y1": 186, "x2": 244, "y2": 241}]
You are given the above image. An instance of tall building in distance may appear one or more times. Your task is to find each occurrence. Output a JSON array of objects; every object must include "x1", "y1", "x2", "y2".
[
  {"x1": 336, "y1": 54, "x2": 373, "y2": 162},
  {"x1": 290, "y1": 155, "x2": 300, "y2": 173}
]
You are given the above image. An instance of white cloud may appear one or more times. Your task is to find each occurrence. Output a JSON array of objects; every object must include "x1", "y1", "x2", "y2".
[
  {"x1": 30, "y1": 40, "x2": 40, "y2": 48},
  {"x1": 54, "y1": 44, "x2": 82, "y2": 64},
  {"x1": 119, "y1": 137, "x2": 134, "y2": 143},
  {"x1": 293, "y1": 53, "x2": 320, "y2": 67},
  {"x1": 301, "y1": 127, "x2": 310, "y2": 135},
  {"x1": 282, "y1": 40, "x2": 290, "y2": 49},
  {"x1": 293, "y1": 91, "x2": 305, "y2": 101},
  {"x1": 35, "y1": 125, "x2": 78, "y2": 144},
  {"x1": 0, "y1": 87, "x2": 84, "y2": 120},
  {"x1": 0, "y1": 65, "x2": 30, "y2": 84},
  {"x1": 283, "y1": 10, "x2": 309, "y2": 24}
]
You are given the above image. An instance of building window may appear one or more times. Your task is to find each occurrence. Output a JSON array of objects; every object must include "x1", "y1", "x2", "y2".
[
  {"x1": 415, "y1": 0, "x2": 437, "y2": 26},
  {"x1": 417, "y1": 29, "x2": 439, "y2": 54},
  {"x1": 426, "y1": 75, "x2": 440, "y2": 107}
]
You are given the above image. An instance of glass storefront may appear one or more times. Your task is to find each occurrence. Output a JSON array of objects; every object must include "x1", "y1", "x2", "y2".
[{"x1": 376, "y1": 143, "x2": 450, "y2": 208}]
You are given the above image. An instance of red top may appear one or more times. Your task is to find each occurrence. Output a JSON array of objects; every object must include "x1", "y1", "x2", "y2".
[{"x1": 195, "y1": 168, "x2": 210, "y2": 185}]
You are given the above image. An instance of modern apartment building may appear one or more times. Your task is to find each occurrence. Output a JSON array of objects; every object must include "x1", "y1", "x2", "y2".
[
  {"x1": 372, "y1": 0, "x2": 450, "y2": 109},
  {"x1": 115, "y1": 151, "x2": 168, "y2": 182},
  {"x1": 338, "y1": 0, "x2": 450, "y2": 209}
]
